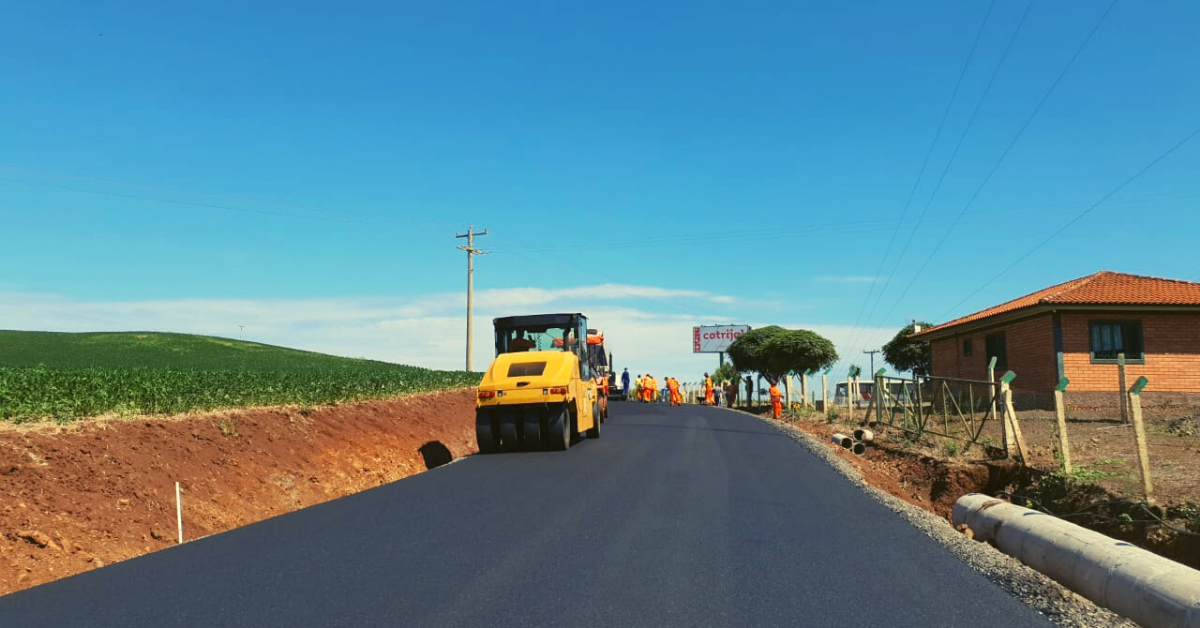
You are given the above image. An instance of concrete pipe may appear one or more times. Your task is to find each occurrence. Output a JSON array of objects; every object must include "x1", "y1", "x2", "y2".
[
  {"x1": 953, "y1": 493, "x2": 1200, "y2": 628},
  {"x1": 831, "y1": 433, "x2": 853, "y2": 449},
  {"x1": 851, "y1": 440, "x2": 866, "y2": 456},
  {"x1": 853, "y1": 428, "x2": 874, "y2": 443}
]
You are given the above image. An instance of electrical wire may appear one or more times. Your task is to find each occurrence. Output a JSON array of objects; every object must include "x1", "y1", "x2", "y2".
[
  {"x1": 856, "y1": 0, "x2": 1120, "y2": 353},
  {"x1": 843, "y1": 0, "x2": 1000, "y2": 347},
  {"x1": 938, "y1": 124, "x2": 1200, "y2": 320},
  {"x1": 846, "y1": 0, "x2": 1029, "y2": 357}
]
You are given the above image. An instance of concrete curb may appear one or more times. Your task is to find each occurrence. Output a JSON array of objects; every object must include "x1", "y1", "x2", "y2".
[{"x1": 955, "y1": 493, "x2": 1200, "y2": 628}]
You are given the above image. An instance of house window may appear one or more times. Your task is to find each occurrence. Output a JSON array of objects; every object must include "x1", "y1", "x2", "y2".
[
  {"x1": 1089, "y1": 321, "x2": 1144, "y2": 362},
  {"x1": 985, "y1": 332, "x2": 1007, "y2": 371},
  {"x1": 962, "y1": 339, "x2": 973, "y2": 357}
]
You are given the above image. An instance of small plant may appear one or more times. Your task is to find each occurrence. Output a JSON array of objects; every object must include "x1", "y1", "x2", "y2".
[
  {"x1": 216, "y1": 417, "x2": 240, "y2": 438},
  {"x1": 944, "y1": 442, "x2": 959, "y2": 457},
  {"x1": 1064, "y1": 460, "x2": 1125, "y2": 483},
  {"x1": 1176, "y1": 502, "x2": 1200, "y2": 534},
  {"x1": 826, "y1": 407, "x2": 840, "y2": 422}
]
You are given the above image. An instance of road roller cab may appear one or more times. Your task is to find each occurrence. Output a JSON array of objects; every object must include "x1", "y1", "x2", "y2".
[{"x1": 475, "y1": 313, "x2": 605, "y2": 452}]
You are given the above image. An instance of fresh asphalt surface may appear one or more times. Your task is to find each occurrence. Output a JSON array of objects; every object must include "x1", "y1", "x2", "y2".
[{"x1": 0, "y1": 403, "x2": 1053, "y2": 627}]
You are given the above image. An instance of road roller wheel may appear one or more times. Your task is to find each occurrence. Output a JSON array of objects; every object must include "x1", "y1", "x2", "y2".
[
  {"x1": 546, "y1": 405, "x2": 570, "y2": 451},
  {"x1": 569, "y1": 407, "x2": 583, "y2": 446},
  {"x1": 587, "y1": 401, "x2": 601, "y2": 439},
  {"x1": 521, "y1": 407, "x2": 543, "y2": 451},
  {"x1": 498, "y1": 409, "x2": 521, "y2": 452},
  {"x1": 475, "y1": 410, "x2": 499, "y2": 454}
]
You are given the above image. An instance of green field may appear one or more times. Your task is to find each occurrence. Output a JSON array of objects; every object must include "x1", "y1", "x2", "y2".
[{"x1": 0, "y1": 331, "x2": 480, "y2": 423}]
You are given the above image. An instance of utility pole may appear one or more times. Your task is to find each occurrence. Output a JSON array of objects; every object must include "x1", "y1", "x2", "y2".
[
  {"x1": 456, "y1": 226, "x2": 488, "y2": 372},
  {"x1": 239, "y1": 325, "x2": 244, "y2": 339},
  {"x1": 863, "y1": 349, "x2": 879, "y2": 375}
]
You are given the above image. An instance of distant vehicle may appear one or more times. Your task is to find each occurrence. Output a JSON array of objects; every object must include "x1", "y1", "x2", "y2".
[
  {"x1": 474, "y1": 313, "x2": 606, "y2": 452},
  {"x1": 833, "y1": 378, "x2": 917, "y2": 407}
]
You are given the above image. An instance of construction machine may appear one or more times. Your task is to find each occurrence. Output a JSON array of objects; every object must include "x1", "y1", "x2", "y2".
[{"x1": 475, "y1": 313, "x2": 609, "y2": 452}]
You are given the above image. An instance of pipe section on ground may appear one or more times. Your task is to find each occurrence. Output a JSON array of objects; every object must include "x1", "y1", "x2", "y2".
[
  {"x1": 854, "y1": 428, "x2": 874, "y2": 442},
  {"x1": 851, "y1": 440, "x2": 866, "y2": 456},
  {"x1": 953, "y1": 493, "x2": 1200, "y2": 628},
  {"x1": 831, "y1": 433, "x2": 852, "y2": 449}
]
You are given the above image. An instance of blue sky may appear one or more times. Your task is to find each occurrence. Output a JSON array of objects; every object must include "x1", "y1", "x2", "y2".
[{"x1": 3, "y1": 0, "x2": 1198, "y2": 381}]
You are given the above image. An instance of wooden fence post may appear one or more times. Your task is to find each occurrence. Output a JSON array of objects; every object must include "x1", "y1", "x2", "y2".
[
  {"x1": 784, "y1": 371, "x2": 792, "y2": 417},
  {"x1": 1000, "y1": 371, "x2": 1030, "y2": 463},
  {"x1": 875, "y1": 368, "x2": 887, "y2": 427},
  {"x1": 1117, "y1": 352, "x2": 1129, "y2": 423},
  {"x1": 822, "y1": 371, "x2": 829, "y2": 415},
  {"x1": 1128, "y1": 376, "x2": 1155, "y2": 504},
  {"x1": 801, "y1": 369, "x2": 811, "y2": 408},
  {"x1": 988, "y1": 357, "x2": 1003, "y2": 455},
  {"x1": 1054, "y1": 377, "x2": 1072, "y2": 474},
  {"x1": 846, "y1": 368, "x2": 855, "y2": 422}
]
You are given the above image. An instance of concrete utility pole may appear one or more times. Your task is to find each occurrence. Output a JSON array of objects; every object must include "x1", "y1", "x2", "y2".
[
  {"x1": 863, "y1": 349, "x2": 879, "y2": 375},
  {"x1": 456, "y1": 226, "x2": 488, "y2": 372}
]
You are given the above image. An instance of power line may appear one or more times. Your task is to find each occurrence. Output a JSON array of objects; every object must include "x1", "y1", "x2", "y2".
[
  {"x1": 845, "y1": 0, "x2": 998, "y2": 343},
  {"x1": 856, "y1": 0, "x2": 1119, "y2": 349},
  {"x1": 0, "y1": 176, "x2": 358, "y2": 225},
  {"x1": 0, "y1": 165, "x2": 368, "y2": 223},
  {"x1": 938, "y1": 124, "x2": 1200, "y2": 320},
  {"x1": 0, "y1": 165, "x2": 449, "y2": 231},
  {"x1": 845, "y1": 0, "x2": 1019, "y2": 356}
]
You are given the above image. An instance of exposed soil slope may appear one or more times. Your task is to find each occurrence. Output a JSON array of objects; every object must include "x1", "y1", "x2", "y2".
[{"x1": 0, "y1": 389, "x2": 477, "y2": 595}]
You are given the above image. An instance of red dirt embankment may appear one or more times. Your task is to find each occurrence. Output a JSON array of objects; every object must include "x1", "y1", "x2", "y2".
[{"x1": 0, "y1": 389, "x2": 477, "y2": 596}]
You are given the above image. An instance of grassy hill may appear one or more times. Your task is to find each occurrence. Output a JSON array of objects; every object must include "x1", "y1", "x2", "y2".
[{"x1": 0, "y1": 331, "x2": 479, "y2": 423}]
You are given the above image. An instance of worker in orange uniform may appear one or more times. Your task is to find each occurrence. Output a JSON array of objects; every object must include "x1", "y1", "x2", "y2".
[
  {"x1": 769, "y1": 380, "x2": 784, "y2": 420},
  {"x1": 666, "y1": 377, "x2": 681, "y2": 406},
  {"x1": 704, "y1": 373, "x2": 714, "y2": 406},
  {"x1": 646, "y1": 374, "x2": 658, "y2": 403},
  {"x1": 636, "y1": 374, "x2": 645, "y2": 401}
]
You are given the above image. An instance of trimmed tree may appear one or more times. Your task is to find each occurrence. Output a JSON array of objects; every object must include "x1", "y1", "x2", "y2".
[
  {"x1": 882, "y1": 321, "x2": 933, "y2": 377},
  {"x1": 728, "y1": 326, "x2": 838, "y2": 383}
]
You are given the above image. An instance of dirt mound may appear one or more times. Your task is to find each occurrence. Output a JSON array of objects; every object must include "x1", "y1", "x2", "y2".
[{"x1": 0, "y1": 389, "x2": 477, "y2": 596}]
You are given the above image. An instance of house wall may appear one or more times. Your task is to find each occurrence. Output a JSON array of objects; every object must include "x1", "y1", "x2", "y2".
[
  {"x1": 929, "y1": 311, "x2": 1200, "y2": 413},
  {"x1": 1061, "y1": 312, "x2": 1200, "y2": 394},
  {"x1": 928, "y1": 314, "x2": 1056, "y2": 389}
]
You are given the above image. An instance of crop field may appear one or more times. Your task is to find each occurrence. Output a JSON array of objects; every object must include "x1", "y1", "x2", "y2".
[{"x1": 0, "y1": 331, "x2": 480, "y2": 423}]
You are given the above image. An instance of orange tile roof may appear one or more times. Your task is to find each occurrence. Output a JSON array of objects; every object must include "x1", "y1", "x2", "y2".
[{"x1": 915, "y1": 271, "x2": 1200, "y2": 336}]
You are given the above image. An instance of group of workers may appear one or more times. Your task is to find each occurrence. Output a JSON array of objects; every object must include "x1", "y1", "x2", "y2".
[
  {"x1": 619, "y1": 367, "x2": 786, "y2": 419},
  {"x1": 618, "y1": 369, "x2": 726, "y2": 407},
  {"x1": 624, "y1": 372, "x2": 687, "y2": 405}
]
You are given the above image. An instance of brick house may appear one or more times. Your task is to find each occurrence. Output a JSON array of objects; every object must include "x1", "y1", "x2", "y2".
[{"x1": 909, "y1": 271, "x2": 1200, "y2": 410}]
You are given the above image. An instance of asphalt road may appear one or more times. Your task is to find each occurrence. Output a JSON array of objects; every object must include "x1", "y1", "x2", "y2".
[{"x1": 0, "y1": 403, "x2": 1052, "y2": 627}]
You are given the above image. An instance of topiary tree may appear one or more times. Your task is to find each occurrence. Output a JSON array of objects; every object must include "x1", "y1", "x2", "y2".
[
  {"x1": 728, "y1": 326, "x2": 838, "y2": 383},
  {"x1": 882, "y1": 321, "x2": 933, "y2": 377},
  {"x1": 726, "y1": 326, "x2": 784, "y2": 380}
]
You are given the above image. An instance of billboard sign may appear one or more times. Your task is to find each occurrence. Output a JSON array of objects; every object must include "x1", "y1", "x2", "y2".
[{"x1": 693, "y1": 325, "x2": 750, "y2": 353}]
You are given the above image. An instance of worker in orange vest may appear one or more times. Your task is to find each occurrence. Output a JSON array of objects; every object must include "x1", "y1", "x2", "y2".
[
  {"x1": 634, "y1": 374, "x2": 644, "y2": 401},
  {"x1": 704, "y1": 373, "x2": 714, "y2": 406},
  {"x1": 648, "y1": 375, "x2": 659, "y2": 402},
  {"x1": 666, "y1": 377, "x2": 681, "y2": 406},
  {"x1": 769, "y1": 380, "x2": 784, "y2": 420}
]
